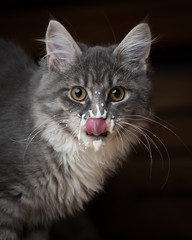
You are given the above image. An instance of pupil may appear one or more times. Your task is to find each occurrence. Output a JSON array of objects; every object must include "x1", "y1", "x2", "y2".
[
  {"x1": 112, "y1": 89, "x2": 120, "y2": 98},
  {"x1": 75, "y1": 88, "x2": 82, "y2": 98}
]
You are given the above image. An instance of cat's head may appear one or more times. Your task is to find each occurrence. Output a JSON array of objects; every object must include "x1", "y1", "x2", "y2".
[{"x1": 34, "y1": 20, "x2": 151, "y2": 155}]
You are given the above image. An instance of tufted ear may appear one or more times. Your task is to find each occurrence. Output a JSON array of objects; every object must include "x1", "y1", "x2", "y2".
[
  {"x1": 45, "y1": 20, "x2": 82, "y2": 72},
  {"x1": 113, "y1": 23, "x2": 151, "y2": 72}
]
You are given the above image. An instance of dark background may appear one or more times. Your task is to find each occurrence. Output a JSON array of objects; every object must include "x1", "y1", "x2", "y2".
[{"x1": 1, "y1": 1, "x2": 192, "y2": 239}]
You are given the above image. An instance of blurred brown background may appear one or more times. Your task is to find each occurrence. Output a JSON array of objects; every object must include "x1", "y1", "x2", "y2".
[{"x1": 1, "y1": 0, "x2": 192, "y2": 239}]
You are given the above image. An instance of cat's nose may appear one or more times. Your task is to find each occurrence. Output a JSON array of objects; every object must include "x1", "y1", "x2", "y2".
[
  {"x1": 89, "y1": 104, "x2": 107, "y2": 119},
  {"x1": 85, "y1": 118, "x2": 106, "y2": 136}
]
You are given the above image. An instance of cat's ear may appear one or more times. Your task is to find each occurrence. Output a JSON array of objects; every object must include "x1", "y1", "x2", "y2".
[
  {"x1": 45, "y1": 20, "x2": 82, "y2": 72},
  {"x1": 113, "y1": 23, "x2": 151, "y2": 72}
]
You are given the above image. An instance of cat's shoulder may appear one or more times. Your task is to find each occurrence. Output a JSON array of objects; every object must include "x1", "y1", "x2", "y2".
[
  {"x1": 0, "y1": 39, "x2": 37, "y2": 107},
  {"x1": 0, "y1": 39, "x2": 37, "y2": 89},
  {"x1": 0, "y1": 39, "x2": 36, "y2": 72}
]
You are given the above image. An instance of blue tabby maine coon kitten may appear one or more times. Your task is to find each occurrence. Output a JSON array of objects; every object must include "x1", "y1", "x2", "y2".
[{"x1": 0, "y1": 20, "x2": 151, "y2": 239}]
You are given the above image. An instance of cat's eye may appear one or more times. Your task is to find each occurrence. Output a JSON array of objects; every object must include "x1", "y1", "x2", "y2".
[
  {"x1": 71, "y1": 87, "x2": 87, "y2": 102},
  {"x1": 109, "y1": 87, "x2": 125, "y2": 102}
]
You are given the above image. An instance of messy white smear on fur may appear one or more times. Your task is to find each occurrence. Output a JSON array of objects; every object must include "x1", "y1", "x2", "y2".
[
  {"x1": 109, "y1": 119, "x2": 115, "y2": 133},
  {"x1": 89, "y1": 104, "x2": 107, "y2": 119},
  {"x1": 77, "y1": 114, "x2": 86, "y2": 141},
  {"x1": 93, "y1": 139, "x2": 103, "y2": 152}
]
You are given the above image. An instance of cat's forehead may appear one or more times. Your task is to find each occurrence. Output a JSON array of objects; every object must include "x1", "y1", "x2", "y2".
[
  {"x1": 74, "y1": 45, "x2": 124, "y2": 87},
  {"x1": 81, "y1": 46, "x2": 115, "y2": 68}
]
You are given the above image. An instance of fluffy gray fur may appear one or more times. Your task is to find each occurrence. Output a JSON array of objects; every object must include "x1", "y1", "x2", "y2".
[{"x1": 0, "y1": 20, "x2": 151, "y2": 239}]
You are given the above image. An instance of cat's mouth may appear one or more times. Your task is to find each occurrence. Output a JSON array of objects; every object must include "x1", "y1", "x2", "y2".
[
  {"x1": 85, "y1": 118, "x2": 107, "y2": 137},
  {"x1": 77, "y1": 117, "x2": 113, "y2": 152},
  {"x1": 86, "y1": 131, "x2": 108, "y2": 137}
]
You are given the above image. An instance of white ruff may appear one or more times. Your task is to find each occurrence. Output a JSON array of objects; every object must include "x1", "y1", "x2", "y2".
[{"x1": 40, "y1": 118, "x2": 130, "y2": 214}]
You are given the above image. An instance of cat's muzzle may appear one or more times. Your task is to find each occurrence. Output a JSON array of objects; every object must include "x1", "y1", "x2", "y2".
[{"x1": 85, "y1": 118, "x2": 107, "y2": 137}]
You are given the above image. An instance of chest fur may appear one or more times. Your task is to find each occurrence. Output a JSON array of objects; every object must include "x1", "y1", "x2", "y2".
[{"x1": 21, "y1": 149, "x2": 109, "y2": 224}]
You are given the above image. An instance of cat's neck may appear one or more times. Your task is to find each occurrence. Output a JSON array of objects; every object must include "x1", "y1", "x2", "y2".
[{"x1": 54, "y1": 139, "x2": 119, "y2": 213}]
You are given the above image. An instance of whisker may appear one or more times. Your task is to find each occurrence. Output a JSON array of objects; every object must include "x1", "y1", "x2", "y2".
[
  {"x1": 139, "y1": 126, "x2": 171, "y2": 184},
  {"x1": 148, "y1": 112, "x2": 189, "y2": 151},
  {"x1": 140, "y1": 127, "x2": 170, "y2": 161},
  {"x1": 114, "y1": 124, "x2": 126, "y2": 152},
  {"x1": 116, "y1": 121, "x2": 153, "y2": 170},
  {"x1": 126, "y1": 114, "x2": 181, "y2": 142},
  {"x1": 22, "y1": 114, "x2": 70, "y2": 161},
  {"x1": 116, "y1": 122, "x2": 141, "y2": 154},
  {"x1": 22, "y1": 128, "x2": 43, "y2": 163},
  {"x1": 119, "y1": 115, "x2": 172, "y2": 187},
  {"x1": 119, "y1": 120, "x2": 153, "y2": 162}
]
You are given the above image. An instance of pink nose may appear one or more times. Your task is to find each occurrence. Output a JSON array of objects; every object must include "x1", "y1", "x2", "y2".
[{"x1": 85, "y1": 118, "x2": 106, "y2": 136}]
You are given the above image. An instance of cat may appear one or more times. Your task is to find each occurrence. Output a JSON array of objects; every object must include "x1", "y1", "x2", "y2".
[{"x1": 0, "y1": 20, "x2": 151, "y2": 239}]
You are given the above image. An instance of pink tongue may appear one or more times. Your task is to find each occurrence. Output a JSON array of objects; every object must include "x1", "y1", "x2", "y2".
[{"x1": 86, "y1": 118, "x2": 106, "y2": 136}]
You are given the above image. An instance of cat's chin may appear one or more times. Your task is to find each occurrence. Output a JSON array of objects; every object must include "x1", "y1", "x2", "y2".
[{"x1": 77, "y1": 130, "x2": 112, "y2": 152}]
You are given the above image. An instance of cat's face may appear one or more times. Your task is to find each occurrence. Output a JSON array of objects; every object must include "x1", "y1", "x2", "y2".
[{"x1": 35, "y1": 20, "x2": 151, "y2": 154}]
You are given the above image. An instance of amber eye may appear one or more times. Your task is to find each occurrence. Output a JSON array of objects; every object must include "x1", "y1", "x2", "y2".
[
  {"x1": 71, "y1": 87, "x2": 87, "y2": 101},
  {"x1": 109, "y1": 86, "x2": 125, "y2": 102}
]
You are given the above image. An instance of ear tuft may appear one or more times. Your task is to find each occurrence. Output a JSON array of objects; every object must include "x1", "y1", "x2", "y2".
[
  {"x1": 113, "y1": 23, "x2": 151, "y2": 72},
  {"x1": 46, "y1": 20, "x2": 82, "y2": 72}
]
